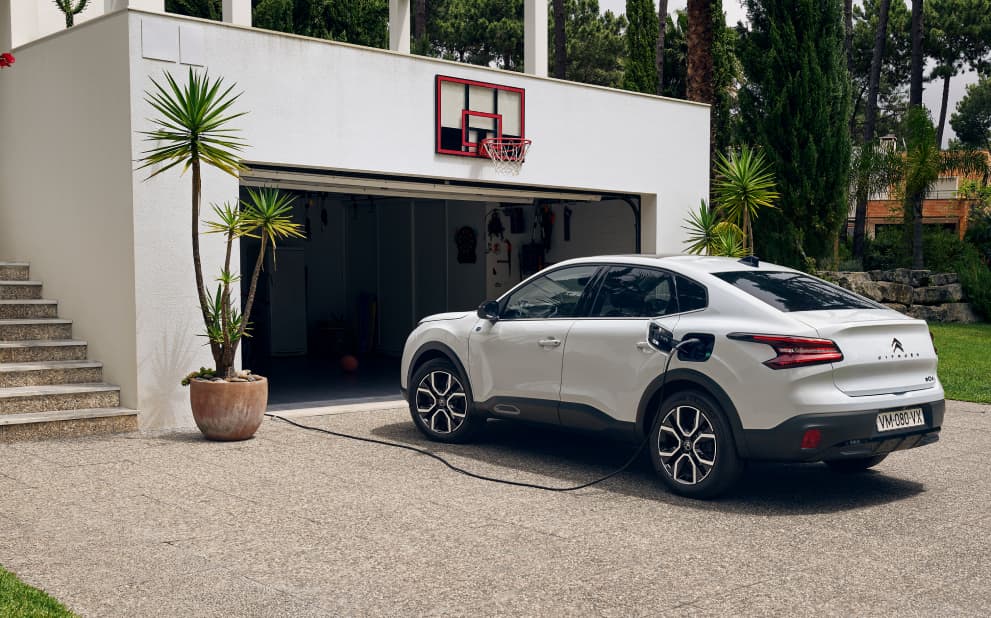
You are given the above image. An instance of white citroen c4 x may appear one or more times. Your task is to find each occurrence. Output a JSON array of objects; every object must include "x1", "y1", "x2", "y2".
[{"x1": 400, "y1": 255, "x2": 944, "y2": 498}]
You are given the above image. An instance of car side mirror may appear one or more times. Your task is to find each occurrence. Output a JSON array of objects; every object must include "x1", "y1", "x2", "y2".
[
  {"x1": 477, "y1": 300, "x2": 500, "y2": 321},
  {"x1": 648, "y1": 321, "x2": 674, "y2": 353}
]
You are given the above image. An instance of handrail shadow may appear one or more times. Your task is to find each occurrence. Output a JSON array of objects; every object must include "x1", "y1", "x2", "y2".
[{"x1": 369, "y1": 418, "x2": 925, "y2": 515}]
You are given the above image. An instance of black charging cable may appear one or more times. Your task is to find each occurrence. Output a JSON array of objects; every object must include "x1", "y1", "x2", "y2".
[{"x1": 265, "y1": 338, "x2": 700, "y2": 493}]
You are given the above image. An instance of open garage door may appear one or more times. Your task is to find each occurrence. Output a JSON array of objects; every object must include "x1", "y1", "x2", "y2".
[{"x1": 239, "y1": 165, "x2": 642, "y2": 407}]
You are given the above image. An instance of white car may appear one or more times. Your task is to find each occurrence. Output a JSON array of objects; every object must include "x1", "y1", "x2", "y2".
[{"x1": 400, "y1": 255, "x2": 944, "y2": 498}]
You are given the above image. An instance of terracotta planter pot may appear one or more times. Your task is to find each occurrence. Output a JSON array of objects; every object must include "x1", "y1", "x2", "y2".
[{"x1": 189, "y1": 377, "x2": 268, "y2": 441}]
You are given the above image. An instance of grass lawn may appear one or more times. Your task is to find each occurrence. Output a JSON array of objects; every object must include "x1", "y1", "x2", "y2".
[
  {"x1": 930, "y1": 323, "x2": 991, "y2": 404},
  {"x1": 0, "y1": 566, "x2": 76, "y2": 617}
]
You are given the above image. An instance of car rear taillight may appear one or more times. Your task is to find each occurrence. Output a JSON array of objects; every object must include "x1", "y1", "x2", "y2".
[
  {"x1": 800, "y1": 429, "x2": 822, "y2": 449},
  {"x1": 728, "y1": 333, "x2": 844, "y2": 369}
]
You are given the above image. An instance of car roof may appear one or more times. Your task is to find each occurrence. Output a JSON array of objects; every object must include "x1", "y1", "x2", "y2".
[{"x1": 555, "y1": 254, "x2": 803, "y2": 278}]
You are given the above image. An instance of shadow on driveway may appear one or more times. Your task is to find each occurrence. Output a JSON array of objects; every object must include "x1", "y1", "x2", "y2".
[{"x1": 369, "y1": 418, "x2": 925, "y2": 515}]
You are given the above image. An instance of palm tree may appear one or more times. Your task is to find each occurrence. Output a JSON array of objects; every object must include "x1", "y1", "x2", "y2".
[
  {"x1": 138, "y1": 69, "x2": 303, "y2": 379},
  {"x1": 712, "y1": 146, "x2": 781, "y2": 256},
  {"x1": 686, "y1": 0, "x2": 713, "y2": 105},
  {"x1": 681, "y1": 200, "x2": 748, "y2": 257}
]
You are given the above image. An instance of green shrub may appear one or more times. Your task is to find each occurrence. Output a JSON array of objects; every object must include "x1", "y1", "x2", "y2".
[
  {"x1": 965, "y1": 204, "x2": 991, "y2": 266},
  {"x1": 862, "y1": 227, "x2": 991, "y2": 319}
]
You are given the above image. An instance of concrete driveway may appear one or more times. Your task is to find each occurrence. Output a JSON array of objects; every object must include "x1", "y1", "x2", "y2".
[{"x1": 1, "y1": 400, "x2": 989, "y2": 617}]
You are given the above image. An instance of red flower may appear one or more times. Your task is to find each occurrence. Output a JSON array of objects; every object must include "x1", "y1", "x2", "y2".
[{"x1": 0, "y1": 52, "x2": 14, "y2": 68}]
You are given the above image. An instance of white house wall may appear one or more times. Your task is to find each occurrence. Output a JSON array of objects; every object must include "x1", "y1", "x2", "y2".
[
  {"x1": 4, "y1": 11, "x2": 709, "y2": 430},
  {"x1": 0, "y1": 13, "x2": 139, "y2": 412}
]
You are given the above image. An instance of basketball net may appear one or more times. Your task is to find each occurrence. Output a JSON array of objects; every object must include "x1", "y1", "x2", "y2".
[{"x1": 481, "y1": 137, "x2": 532, "y2": 176}]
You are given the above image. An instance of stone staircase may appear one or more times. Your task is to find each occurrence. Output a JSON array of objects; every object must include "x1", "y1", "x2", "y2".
[{"x1": 0, "y1": 261, "x2": 138, "y2": 441}]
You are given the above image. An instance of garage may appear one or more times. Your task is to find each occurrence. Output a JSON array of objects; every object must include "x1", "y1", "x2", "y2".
[{"x1": 239, "y1": 166, "x2": 640, "y2": 406}]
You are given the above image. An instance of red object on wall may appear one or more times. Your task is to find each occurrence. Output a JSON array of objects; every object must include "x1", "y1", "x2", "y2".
[{"x1": 0, "y1": 53, "x2": 14, "y2": 68}]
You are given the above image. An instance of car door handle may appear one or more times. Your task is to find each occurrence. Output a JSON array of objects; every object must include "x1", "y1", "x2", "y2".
[
  {"x1": 636, "y1": 341, "x2": 656, "y2": 354},
  {"x1": 538, "y1": 338, "x2": 562, "y2": 348}
]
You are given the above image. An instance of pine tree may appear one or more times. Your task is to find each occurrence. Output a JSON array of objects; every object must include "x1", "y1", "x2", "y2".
[
  {"x1": 623, "y1": 0, "x2": 659, "y2": 93},
  {"x1": 738, "y1": 0, "x2": 852, "y2": 268}
]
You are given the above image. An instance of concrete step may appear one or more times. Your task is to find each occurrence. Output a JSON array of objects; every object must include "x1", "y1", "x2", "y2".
[
  {"x1": 0, "y1": 299, "x2": 58, "y2": 319},
  {"x1": 0, "y1": 383, "x2": 120, "y2": 415},
  {"x1": 0, "y1": 263, "x2": 30, "y2": 281},
  {"x1": 0, "y1": 407, "x2": 138, "y2": 442},
  {"x1": 0, "y1": 318, "x2": 72, "y2": 341},
  {"x1": 0, "y1": 281, "x2": 42, "y2": 300},
  {"x1": 0, "y1": 340, "x2": 88, "y2": 363},
  {"x1": 0, "y1": 360, "x2": 103, "y2": 387}
]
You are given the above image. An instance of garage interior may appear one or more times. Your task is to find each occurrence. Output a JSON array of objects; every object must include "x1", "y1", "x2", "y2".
[{"x1": 239, "y1": 166, "x2": 640, "y2": 406}]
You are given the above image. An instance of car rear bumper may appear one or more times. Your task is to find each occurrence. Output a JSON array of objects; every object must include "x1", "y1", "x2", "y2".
[{"x1": 742, "y1": 399, "x2": 944, "y2": 462}]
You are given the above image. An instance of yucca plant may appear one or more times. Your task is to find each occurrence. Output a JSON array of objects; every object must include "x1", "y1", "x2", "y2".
[
  {"x1": 139, "y1": 69, "x2": 303, "y2": 380},
  {"x1": 54, "y1": 0, "x2": 90, "y2": 28},
  {"x1": 713, "y1": 145, "x2": 780, "y2": 256},
  {"x1": 681, "y1": 199, "x2": 747, "y2": 257}
]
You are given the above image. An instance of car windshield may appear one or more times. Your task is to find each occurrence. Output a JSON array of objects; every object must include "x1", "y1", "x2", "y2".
[{"x1": 713, "y1": 271, "x2": 881, "y2": 312}]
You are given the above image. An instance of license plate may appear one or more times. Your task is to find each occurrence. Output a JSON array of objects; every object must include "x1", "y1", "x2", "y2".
[{"x1": 876, "y1": 408, "x2": 925, "y2": 432}]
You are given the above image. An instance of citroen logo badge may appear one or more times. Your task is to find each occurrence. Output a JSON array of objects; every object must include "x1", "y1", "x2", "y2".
[{"x1": 892, "y1": 338, "x2": 904, "y2": 354}]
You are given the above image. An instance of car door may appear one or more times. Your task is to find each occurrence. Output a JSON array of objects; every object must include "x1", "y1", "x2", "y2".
[
  {"x1": 469, "y1": 264, "x2": 601, "y2": 424},
  {"x1": 559, "y1": 265, "x2": 682, "y2": 429}
]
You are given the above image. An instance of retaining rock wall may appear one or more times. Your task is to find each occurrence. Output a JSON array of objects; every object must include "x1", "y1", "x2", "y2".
[{"x1": 818, "y1": 269, "x2": 980, "y2": 323}]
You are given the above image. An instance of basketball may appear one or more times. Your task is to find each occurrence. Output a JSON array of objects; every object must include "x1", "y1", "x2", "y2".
[{"x1": 340, "y1": 355, "x2": 359, "y2": 372}]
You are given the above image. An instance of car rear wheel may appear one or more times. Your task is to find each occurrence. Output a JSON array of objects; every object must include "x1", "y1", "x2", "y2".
[
  {"x1": 408, "y1": 358, "x2": 483, "y2": 443},
  {"x1": 649, "y1": 391, "x2": 742, "y2": 499},
  {"x1": 825, "y1": 454, "x2": 888, "y2": 473}
]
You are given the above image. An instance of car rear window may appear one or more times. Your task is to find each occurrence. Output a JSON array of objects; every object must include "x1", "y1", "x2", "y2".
[{"x1": 713, "y1": 271, "x2": 881, "y2": 312}]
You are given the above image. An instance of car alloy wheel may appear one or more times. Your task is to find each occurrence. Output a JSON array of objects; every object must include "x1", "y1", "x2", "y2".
[
  {"x1": 656, "y1": 404, "x2": 717, "y2": 485},
  {"x1": 649, "y1": 391, "x2": 742, "y2": 499},
  {"x1": 415, "y1": 370, "x2": 468, "y2": 434}
]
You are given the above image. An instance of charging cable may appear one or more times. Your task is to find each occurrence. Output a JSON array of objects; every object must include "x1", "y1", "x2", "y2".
[{"x1": 265, "y1": 337, "x2": 699, "y2": 493}]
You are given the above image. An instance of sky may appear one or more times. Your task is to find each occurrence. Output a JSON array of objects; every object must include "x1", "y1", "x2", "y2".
[{"x1": 597, "y1": 0, "x2": 977, "y2": 146}]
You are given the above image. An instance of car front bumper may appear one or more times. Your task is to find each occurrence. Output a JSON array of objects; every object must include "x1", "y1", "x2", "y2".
[{"x1": 742, "y1": 399, "x2": 944, "y2": 462}]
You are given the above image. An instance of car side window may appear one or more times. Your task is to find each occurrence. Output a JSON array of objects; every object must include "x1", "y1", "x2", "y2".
[
  {"x1": 676, "y1": 275, "x2": 708, "y2": 312},
  {"x1": 589, "y1": 267, "x2": 676, "y2": 318},
  {"x1": 501, "y1": 265, "x2": 600, "y2": 319}
]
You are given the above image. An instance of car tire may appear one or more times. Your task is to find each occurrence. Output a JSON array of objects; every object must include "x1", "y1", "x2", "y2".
[
  {"x1": 408, "y1": 358, "x2": 484, "y2": 443},
  {"x1": 825, "y1": 454, "x2": 888, "y2": 473},
  {"x1": 648, "y1": 390, "x2": 742, "y2": 499}
]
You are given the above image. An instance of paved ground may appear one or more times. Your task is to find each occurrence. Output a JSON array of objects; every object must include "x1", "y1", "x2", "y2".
[{"x1": 1, "y1": 400, "x2": 989, "y2": 617}]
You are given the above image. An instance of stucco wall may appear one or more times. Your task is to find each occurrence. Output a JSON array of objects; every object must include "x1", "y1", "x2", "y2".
[
  {"x1": 0, "y1": 13, "x2": 139, "y2": 412},
  {"x1": 5, "y1": 11, "x2": 710, "y2": 429}
]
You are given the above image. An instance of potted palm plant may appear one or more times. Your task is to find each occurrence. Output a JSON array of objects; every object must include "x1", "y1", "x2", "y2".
[{"x1": 139, "y1": 69, "x2": 303, "y2": 440}]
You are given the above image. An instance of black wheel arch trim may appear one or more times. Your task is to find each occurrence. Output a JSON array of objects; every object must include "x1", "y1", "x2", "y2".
[
  {"x1": 407, "y1": 342, "x2": 473, "y2": 403},
  {"x1": 635, "y1": 368, "x2": 750, "y2": 458}
]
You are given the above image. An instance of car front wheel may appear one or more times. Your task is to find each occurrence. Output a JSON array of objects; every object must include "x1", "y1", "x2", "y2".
[
  {"x1": 649, "y1": 391, "x2": 742, "y2": 499},
  {"x1": 408, "y1": 358, "x2": 483, "y2": 443}
]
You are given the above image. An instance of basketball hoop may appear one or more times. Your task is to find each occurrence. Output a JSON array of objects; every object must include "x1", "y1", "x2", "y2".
[{"x1": 481, "y1": 137, "x2": 532, "y2": 176}]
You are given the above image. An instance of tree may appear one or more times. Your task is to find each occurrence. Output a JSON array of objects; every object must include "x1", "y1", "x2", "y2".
[
  {"x1": 712, "y1": 145, "x2": 780, "y2": 256},
  {"x1": 737, "y1": 0, "x2": 852, "y2": 268},
  {"x1": 139, "y1": 71, "x2": 303, "y2": 379},
  {"x1": 166, "y1": 0, "x2": 220, "y2": 19},
  {"x1": 850, "y1": 0, "x2": 911, "y2": 141},
  {"x1": 910, "y1": 0, "x2": 924, "y2": 107},
  {"x1": 852, "y1": 0, "x2": 892, "y2": 259},
  {"x1": 429, "y1": 0, "x2": 523, "y2": 69},
  {"x1": 924, "y1": 0, "x2": 991, "y2": 148},
  {"x1": 549, "y1": 1, "x2": 627, "y2": 88},
  {"x1": 53, "y1": 0, "x2": 90, "y2": 27},
  {"x1": 686, "y1": 0, "x2": 713, "y2": 104},
  {"x1": 950, "y1": 76, "x2": 991, "y2": 151},
  {"x1": 623, "y1": 0, "x2": 659, "y2": 93},
  {"x1": 900, "y1": 106, "x2": 988, "y2": 267},
  {"x1": 252, "y1": 0, "x2": 388, "y2": 48},
  {"x1": 655, "y1": 0, "x2": 669, "y2": 95},
  {"x1": 659, "y1": 10, "x2": 688, "y2": 98},
  {"x1": 553, "y1": 0, "x2": 567, "y2": 78}
]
